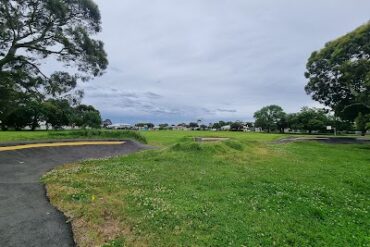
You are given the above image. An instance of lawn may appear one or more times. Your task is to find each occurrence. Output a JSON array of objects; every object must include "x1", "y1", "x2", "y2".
[
  {"x1": 39, "y1": 131, "x2": 370, "y2": 246},
  {"x1": 0, "y1": 129, "x2": 147, "y2": 143}
]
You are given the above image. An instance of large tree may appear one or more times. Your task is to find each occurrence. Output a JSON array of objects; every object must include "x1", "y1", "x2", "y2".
[
  {"x1": 230, "y1": 122, "x2": 244, "y2": 131},
  {"x1": 0, "y1": 0, "x2": 108, "y2": 125},
  {"x1": 296, "y1": 107, "x2": 329, "y2": 134},
  {"x1": 1, "y1": 104, "x2": 34, "y2": 130},
  {"x1": 304, "y1": 22, "x2": 370, "y2": 126},
  {"x1": 254, "y1": 105, "x2": 286, "y2": 133},
  {"x1": 72, "y1": 104, "x2": 101, "y2": 128},
  {"x1": 41, "y1": 98, "x2": 73, "y2": 129}
]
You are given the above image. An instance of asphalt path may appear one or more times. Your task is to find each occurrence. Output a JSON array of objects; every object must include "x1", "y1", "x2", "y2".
[
  {"x1": 275, "y1": 136, "x2": 370, "y2": 144},
  {"x1": 0, "y1": 140, "x2": 149, "y2": 247}
]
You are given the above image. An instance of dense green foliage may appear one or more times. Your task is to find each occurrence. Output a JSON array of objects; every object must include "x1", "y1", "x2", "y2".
[
  {"x1": 254, "y1": 105, "x2": 357, "y2": 133},
  {"x1": 0, "y1": 0, "x2": 107, "y2": 131},
  {"x1": 41, "y1": 99, "x2": 73, "y2": 130},
  {"x1": 254, "y1": 105, "x2": 288, "y2": 133},
  {"x1": 42, "y1": 131, "x2": 370, "y2": 246},
  {"x1": 0, "y1": 98, "x2": 102, "y2": 130},
  {"x1": 71, "y1": 104, "x2": 102, "y2": 129},
  {"x1": 135, "y1": 123, "x2": 155, "y2": 128},
  {"x1": 305, "y1": 22, "x2": 370, "y2": 133},
  {"x1": 287, "y1": 107, "x2": 330, "y2": 133}
]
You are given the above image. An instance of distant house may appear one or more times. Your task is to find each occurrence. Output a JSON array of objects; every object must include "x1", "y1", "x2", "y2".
[
  {"x1": 107, "y1": 123, "x2": 133, "y2": 130},
  {"x1": 221, "y1": 125, "x2": 231, "y2": 131},
  {"x1": 173, "y1": 124, "x2": 189, "y2": 131}
]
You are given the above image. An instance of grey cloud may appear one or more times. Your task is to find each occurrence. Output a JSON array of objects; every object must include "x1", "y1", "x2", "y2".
[
  {"x1": 86, "y1": 87, "x2": 163, "y2": 100},
  {"x1": 144, "y1": 92, "x2": 162, "y2": 99},
  {"x1": 92, "y1": 92, "x2": 139, "y2": 99},
  {"x1": 111, "y1": 97, "x2": 180, "y2": 115},
  {"x1": 216, "y1": 109, "x2": 237, "y2": 113},
  {"x1": 80, "y1": 0, "x2": 370, "y2": 123}
]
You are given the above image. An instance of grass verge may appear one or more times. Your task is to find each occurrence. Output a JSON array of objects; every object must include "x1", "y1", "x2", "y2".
[
  {"x1": 42, "y1": 132, "x2": 370, "y2": 246},
  {"x1": 0, "y1": 129, "x2": 147, "y2": 144}
]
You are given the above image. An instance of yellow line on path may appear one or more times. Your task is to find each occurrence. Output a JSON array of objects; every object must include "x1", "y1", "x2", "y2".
[{"x1": 0, "y1": 141, "x2": 125, "y2": 152}]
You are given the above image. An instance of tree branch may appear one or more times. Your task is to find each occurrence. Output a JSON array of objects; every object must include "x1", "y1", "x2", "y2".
[{"x1": 19, "y1": 58, "x2": 49, "y2": 79}]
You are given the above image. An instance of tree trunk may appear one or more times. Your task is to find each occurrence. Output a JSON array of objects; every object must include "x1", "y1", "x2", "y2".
[
  {"x1": 31, "y1": 118, "x2": 38, "y2": 131},
  {"x1": 361, "y1": 129, "x2": 366, "y2": 136}
]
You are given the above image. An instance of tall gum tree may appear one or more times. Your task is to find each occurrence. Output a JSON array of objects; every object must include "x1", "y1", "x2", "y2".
[{"x1": 0, "y1": 0, "x2": 108, "y2": 124}]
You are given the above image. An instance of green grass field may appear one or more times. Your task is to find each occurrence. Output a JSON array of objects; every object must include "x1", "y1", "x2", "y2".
[
  {"x1": 25, "y1": 131, "x2": 368, "y2": 247},
  {"x1": 0, "y1": 129, "x2": 147, "y2": 143}
]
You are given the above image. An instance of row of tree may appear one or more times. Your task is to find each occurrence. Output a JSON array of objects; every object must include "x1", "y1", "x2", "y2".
[
  {"x1": 254, "y1": 105, "x2": 360, "y2": 134},
  {"x1": 160, "y1": 121, "x2": 252, "y2": 131},
  {"x1": 0, "y1": 98, "x2": 101, "y2": 130}
]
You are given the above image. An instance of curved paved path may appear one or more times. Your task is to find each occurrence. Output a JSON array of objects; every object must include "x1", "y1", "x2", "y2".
[
  {"x1": 275, "y1": 136, "x2": 370, "y2": 144},
  {"x1": 0, "y1": 140, "x2": 149, "y2": 247}
]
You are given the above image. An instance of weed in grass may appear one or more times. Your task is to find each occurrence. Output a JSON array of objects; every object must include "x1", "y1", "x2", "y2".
[{"x1": 68, "y1": 193, "x2": 91, "y2": 203}]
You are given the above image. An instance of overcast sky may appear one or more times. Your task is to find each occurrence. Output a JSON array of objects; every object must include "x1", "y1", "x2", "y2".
[{"x1": 80, "y1": 0, "x2": 370, "y2": 124}]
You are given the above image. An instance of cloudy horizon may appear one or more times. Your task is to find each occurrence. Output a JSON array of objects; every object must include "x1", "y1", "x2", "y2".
[{"x1": 79, "y1": 0, "x2": 370, "y2": 124}]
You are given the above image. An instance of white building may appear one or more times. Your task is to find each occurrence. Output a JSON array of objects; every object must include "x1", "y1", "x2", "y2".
[
  {"x1": 221, "y1": 125, "x2": 231, "y2": 131},
  {"x1": 107, "y1": 123, "x2": 133, "y2": 130}
]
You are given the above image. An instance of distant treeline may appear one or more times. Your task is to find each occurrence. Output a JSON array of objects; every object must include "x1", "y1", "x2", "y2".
[
  {"x1": 253, "y1": 105, "x2": 355, "y2": 134},
  {"x1": 0, "y1": 98, "x2": 101, "y2": 131},
  {"x1": 128, "y1": 105, "x2": 362, "y2": 134}
]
